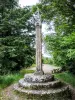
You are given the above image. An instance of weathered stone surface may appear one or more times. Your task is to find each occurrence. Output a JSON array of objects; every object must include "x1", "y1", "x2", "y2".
[
  {"x1": 2, "y1": 84, "x2": 73, "y2": 100},
  {"x1": 19, "y1": 79, "x2": 63, "y2": 90},
  {"x1": 14, "y1": 83, "x2": 71, "y2": 100},
  {"x1": 35, "y1": 9, "x2": 43, "y2": 74},
  {"x1": 14, "y1": 73, "x2": 72, "y2": 100},
  {"x1": 34, "y1": 70, "x2": 44, "y2": 75},
  {"x1": 24, "y1": 73, "x2": 54, "y2": 83},
  {"x1": 14, "y1": 83, "x2": 69, "y2": 95}
]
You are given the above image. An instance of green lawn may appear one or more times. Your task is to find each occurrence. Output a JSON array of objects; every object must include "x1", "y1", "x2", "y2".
[{"x1": 54, "y1": 72, "x2": 75, "y2": 87}]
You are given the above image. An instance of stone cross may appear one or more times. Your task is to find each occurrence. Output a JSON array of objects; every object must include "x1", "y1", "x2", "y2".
[{"x1": 34, "y1": 8, "x2": 44, "y2": 75}]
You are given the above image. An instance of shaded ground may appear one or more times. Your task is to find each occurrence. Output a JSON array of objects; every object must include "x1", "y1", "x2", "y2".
[{"x1": 1, "y1": 85, "x2": 22, "y2": 100}]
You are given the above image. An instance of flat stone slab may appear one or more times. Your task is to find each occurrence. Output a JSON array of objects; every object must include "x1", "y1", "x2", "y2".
[
  {"x1": 24, "y1": 73, "x2": 54, "y2": 83},
  {"x1": 19, "y1": 79, "x2": 63, "y2": 89}
]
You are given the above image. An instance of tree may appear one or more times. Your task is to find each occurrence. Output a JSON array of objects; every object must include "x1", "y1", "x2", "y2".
[
  {"x1": 0, "y1": 1, "x2": 35, "y2": 74},
  {"x1": 39, "y1": 0, "x2": 75, "y2": 74}
]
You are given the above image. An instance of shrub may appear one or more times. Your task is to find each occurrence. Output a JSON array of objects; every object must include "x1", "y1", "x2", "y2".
[
  {"x1": 0, "y1": 36, "x2": 35, "y2": 75},
  {"x1": 42, "y1": 57, "x2": 54, "y2": 65}
]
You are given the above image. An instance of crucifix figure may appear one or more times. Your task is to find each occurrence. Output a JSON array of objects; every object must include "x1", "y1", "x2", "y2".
[{"x1": 34, "y1": 8, "x2": 44, "y2": 75}]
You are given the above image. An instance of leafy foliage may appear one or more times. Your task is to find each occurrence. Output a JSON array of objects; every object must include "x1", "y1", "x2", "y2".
[
  {"x1": 42, "y1": 57, "x2": 54, "y2": 65},
  {"x1": 39, "y1": 0, "x2": 75, "y2": 74},
  {"x1": 0, "y1": 36, "x2": 35, "y2": 74},
  {"x1": 0, "y1": 1, "x2": 35, "y2": 74}
]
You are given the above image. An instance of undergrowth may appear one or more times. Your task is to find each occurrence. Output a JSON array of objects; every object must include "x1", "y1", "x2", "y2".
[
  {"x1": 0, "y1": 69, "x2": 34, "y2": 89},
  {"x1": 54, "y1": 72, "x2": 75, "y2": 87}
]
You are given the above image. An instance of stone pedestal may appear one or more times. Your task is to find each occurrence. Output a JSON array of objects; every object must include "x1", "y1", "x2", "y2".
[{"x1": 14, "y1": 73, "x2": 72, "y2": 100}]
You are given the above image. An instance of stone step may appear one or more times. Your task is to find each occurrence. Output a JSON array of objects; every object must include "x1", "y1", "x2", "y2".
[
  {"x1": 19, "y1": 79, "x2": 63, "y2": 90},
  {"x1": 14, "y1": 84, "x2": 69, "y2": 95}
]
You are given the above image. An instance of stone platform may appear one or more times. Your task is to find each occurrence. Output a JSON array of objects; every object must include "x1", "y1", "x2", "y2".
[{"x1": 14, "y1": 73, "x2": 72, "y2": 100}]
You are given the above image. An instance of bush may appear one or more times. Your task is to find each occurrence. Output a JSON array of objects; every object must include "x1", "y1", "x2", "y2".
[
  {"x1": 0, "y1": 36, "x2": 35, "y2": 75},
  {"x1": 42, "y1": 57, "x2": 54, "y2": 65},
  {"x1": 45, "y1": 32, "x2": 75, "y2": 74}
]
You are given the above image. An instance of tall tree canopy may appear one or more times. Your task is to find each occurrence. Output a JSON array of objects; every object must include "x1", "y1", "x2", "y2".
[
  {"x1": 0, "y1": 0, "x2": 35, "y2": 74},
  {"x1": 39, "y1": 0, "x2": 75, "y2": 74}
]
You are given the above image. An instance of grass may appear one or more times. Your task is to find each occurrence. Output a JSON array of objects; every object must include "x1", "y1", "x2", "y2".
[
  {"x1": 20, "y1": 69, "x2": 34, "y2": 76},
  {"x1": 54, "y1": 72, "x2": 75, "y2": 87},
  {"x1": 0, "y1": 74, "x2": 22, "y2": 89},
  {"x1": 0, "y1": 69, "x2": 34, "y2": 89}
]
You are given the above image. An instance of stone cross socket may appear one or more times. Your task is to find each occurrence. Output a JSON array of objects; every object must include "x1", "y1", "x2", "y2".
[{"x1": 34, "y1": 8, "x2": 44, "y2": 75}]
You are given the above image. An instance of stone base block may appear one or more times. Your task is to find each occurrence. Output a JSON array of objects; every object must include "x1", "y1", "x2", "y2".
[
  {"x1": 14, "y1": 73, "x2": 72, "y2": 100},
  {"x1": 24, "y1": 73, "x2": 54, "y2": 83}
]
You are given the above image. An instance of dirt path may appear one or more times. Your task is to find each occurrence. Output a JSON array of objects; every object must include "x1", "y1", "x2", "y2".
[{"x1": 29, "y1": 64, "x2": 61, "y2": 73}]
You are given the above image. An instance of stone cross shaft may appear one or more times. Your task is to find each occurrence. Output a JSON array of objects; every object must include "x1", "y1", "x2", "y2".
[{"x1": 35, "y1": 8, "x2": 44, "y2": 75}]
